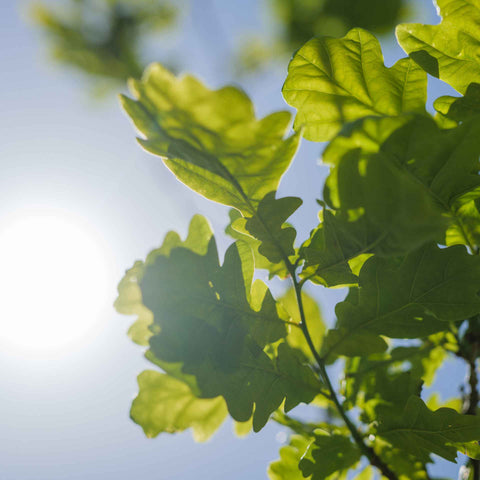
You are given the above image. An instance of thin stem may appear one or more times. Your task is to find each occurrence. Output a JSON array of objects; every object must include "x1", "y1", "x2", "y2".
[
  {"x1": 290, "y1": 273, "x2": 399, "y2": 480},
  {"x1": 465, "y1": 352, "x2": 479, "y2": 480}
]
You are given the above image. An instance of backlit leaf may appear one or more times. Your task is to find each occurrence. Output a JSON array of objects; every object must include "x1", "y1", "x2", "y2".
[
  {"x1": 377, "y1": 395, "x2": 480, "y2": 463},
  {"x1": 268, "y1": 434, "x2": 314, "y2": 480},
  {"x1": 114, "y1": 215, "x2": 213, "y2": 345},
  {"x1": 323, "y1": 243, "x2": 480, "y2": 358},
  {"x1": 131, "y1": 370, "x2": 227, "y2": 442},
  {"x1": 283, "y1": 28, "x2": 426, "y2": 141},
  {"x1": 121, "y1": 63, "x2": 300, "y2": 216},
  {"x1": 299, "y1": 433, "x2": 361, "y2": 480},
  {"x1": 139, "y1": 224, "x2": 321, "y2": 431},
  {"x1": 397, "y1": 0, "x2": 480, "y2": 94},
  {"x1": 324, "y1": 115, "x2": 480, "y2": 250},
  {"x1": 279, "y1": 288, "x2": 325, "y2": 360}
]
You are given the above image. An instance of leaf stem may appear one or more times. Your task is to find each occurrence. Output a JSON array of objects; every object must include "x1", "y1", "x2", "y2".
[{"x1": 290, "y1": 271, "x2": 399, "y2": 480}]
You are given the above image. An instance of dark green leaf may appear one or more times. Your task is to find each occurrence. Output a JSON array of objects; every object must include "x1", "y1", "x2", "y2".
[
  {"x1": 114, "y1": 215, "x2": 214, "y2": 345},
  {"x1": 323, "y1": 243, "x2": 480, "y2": 358},
  {"x1": 377, "y1": 395, "x2": 480, "y2": 463},
  {"x1": 300, "y1": 208, "x2": 389, "y2": 288},
  {"x1": 324, "y1": 115, "x2": 480, "y2": 250},
  {"x1": 434, "y1": 84, "x2": 480, "y2": 125},
  {"x1": 139, "y1": 222, "x2": 321, "y2": 430},
  {"x1": 240, "y1": 193, "x2": 302, "y2": 265},
  {"x1": 283, "y1": 28, "x2": 426, "y2": 141},
  {"x1": 226, "y1": 209, "x2": 289, "y2": 279}
]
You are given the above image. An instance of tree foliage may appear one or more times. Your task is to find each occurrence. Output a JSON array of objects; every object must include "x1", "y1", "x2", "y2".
[{"x1": 114, "y1": 1, "x2": 480, "y2": 479}]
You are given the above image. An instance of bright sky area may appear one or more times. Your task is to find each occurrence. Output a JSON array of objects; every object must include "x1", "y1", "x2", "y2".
[{"x1": 0, "y1": 1, "x2": 467, "y2": 479}]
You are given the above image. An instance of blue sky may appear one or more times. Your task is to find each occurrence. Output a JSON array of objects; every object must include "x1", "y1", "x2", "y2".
[{"x1": 0, "y1": 1, "x2": 467, "y2": 479}]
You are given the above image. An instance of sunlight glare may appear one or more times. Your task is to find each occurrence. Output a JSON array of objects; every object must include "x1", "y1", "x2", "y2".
[{"x1": 0, "y1": 210, "x2": 112, "y2": 354}]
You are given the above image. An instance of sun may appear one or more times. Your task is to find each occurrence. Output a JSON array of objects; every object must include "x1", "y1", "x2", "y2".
[{"x1": 0, "y1": 209, "x2": 113, "y2": 354}]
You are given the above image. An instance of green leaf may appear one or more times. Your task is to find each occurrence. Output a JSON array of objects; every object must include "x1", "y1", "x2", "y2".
[
  {"x1": 139, "y1": 224, "x2": 321, "y2": 431},
  {"x1": 114, "y1": 215, "x2": 214, "y2": 345},
  {"x1": 299, "y1": 208, "x2": 390, "y2": 288},
  {"x1": 131, "y1": 370, "x2": 227, "y2": 442},
  {"x1": 283, "y1": 28, "x2": 426, "y2": 141},
  {"x1": 226, "y1": 209, "x2": 289, "y2": 279},
  {"x1": 279, "y1": 288, "x2": 325, "y2": 360},
  {"x1": 233, "y1": 416, "x2": 253, "y2": 438},
  {"x1": 324, "y1": 115, "x2": 480, "y2": 250},
  {"x1": 121, "y1": 63, "x2": 300, "y2": 216},
  {"x1": 323, "y1": 243, "x2": 480, "y2": 358},
  {"x1": 268, "y1": 434, "x2": 314, "y2": 480},
  {"x1": 372, "y1": 437, "x2": 434, "y2": 480},
  {"x1": 343, "y1": 334, "x2": 450, "y2": 422},
  {"x1": 114, "y1": 260, "x2": 154, "y2": 346},
  {"x1": 397, "y1": 0, "x2": 480, "y2": 94},
  {"x1": 299, "y1": 433, "x2": 361, "y2": 480},
  {"x1": 446, "y1": 198, "x2": 480, "y2": 249},
  {"x1": 434, "y1": 84, "x2": 480, "y2": 125},
  {"x1": 239, "y1": 193, "x2": 302, "y2": 265},
  {"x1": 377, "y1": 395, "x2": 480, "y2": 463}
]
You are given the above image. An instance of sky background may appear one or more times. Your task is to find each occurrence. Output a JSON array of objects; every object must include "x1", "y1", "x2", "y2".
[{"x1": 0, "y1": 1, "x2": 467, "y2": 479}]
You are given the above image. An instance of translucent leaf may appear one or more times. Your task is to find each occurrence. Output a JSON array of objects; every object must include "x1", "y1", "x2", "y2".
[
  {"x1": 139, "y1": 223, "x2": 321, "y2": 431},
  {"x1": 397, "y1": 0, "x2": 480, "y2": 94},
  {"x1": 268, "y1": 434, "x2": 314, "y2": 480},
  {"x1": 226, "y1": 209, "x2": 289, "y2": 279},
  {"x1": 434, "y1": 84, "x2": 480, "y2": 125},
  {"x1": 377, "y1": 395, "x2": 480, "y2": 463},
  {"x1": 114, "y1": 215, "x2": 213, "y2": 345},
  {"x1": 239, "y1": 193, "x2": 302, "y2": 265},
  {"x1": 279, "y1": 288, "x2": 325, "y2": 361},
  {"x1": 324, "y1": 115, "x2": 480, "y2": 251},
  {"x1": 299, "y1": 433, "x2": 361, "y2": 480},
  {"x1": 300, "y1": 209, "x2": 391, "y2": 288},
  {"x1": 283, "y1": 28, "x2": 426, "y2": 141},
  {"x1": 131, "y1": 370, "x2": 227, "y2": 442},
  {"x1": 121, "y1": 63, "x2": 300, "y2": 216}
]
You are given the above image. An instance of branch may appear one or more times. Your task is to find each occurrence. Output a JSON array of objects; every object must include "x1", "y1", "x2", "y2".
[
  {"x1": 290, "y1": 273, "x2": 399, "y2": 480},
  {"x1": 464, "y1": 350, "x2": 479, "y2": 480}
]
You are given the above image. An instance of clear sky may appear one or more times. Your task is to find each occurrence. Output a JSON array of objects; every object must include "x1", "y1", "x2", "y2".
[{"x1": 0, "y1": 1, "x2": 466, "y2": 479}]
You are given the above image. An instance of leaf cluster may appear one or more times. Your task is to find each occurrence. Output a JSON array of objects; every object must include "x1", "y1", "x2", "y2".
[{"x1": 115, "y1": 1, "x2": 480, "y2": 479}]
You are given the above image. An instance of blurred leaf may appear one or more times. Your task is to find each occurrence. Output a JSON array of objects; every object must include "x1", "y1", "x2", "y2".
[
  {"x1": 283, "y1": 28, "x2": 426, "y2": 141},
  {"x1": 114, "y1": 215, "x2": 213, "y2": 345},
  {"x1": 397, "y1": 0, "x2": 480, "y2": 94},
  {"x1": 279, "y1": 288, "x2": 325, "y2": 361},
  {"x1": 272, "y1": 0, "x2": 406, "y2": 49},
  {"x1": 268, "y1": 434, "x2": 314, "y2": 480},
  {"x1": 233, "y1": 416, "x2": 253, "y2": 438},
  {"x1": 131, "y1": 370, "x2": 227, "y2": 441},
  {"x1": 32, "y1": 0, "x2": 178, "y2": 87},
  {"x1": 114, "y1": 260, "x2": 154, "y2": 345}
]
